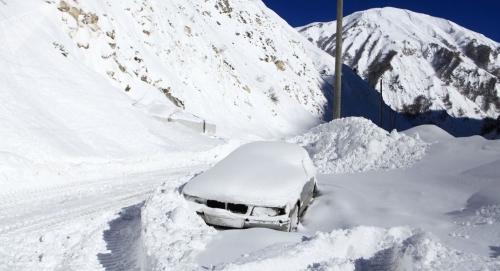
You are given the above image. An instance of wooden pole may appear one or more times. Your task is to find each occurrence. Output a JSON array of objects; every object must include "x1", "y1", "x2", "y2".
[{"x1": 333, "y1": 0, "x2": 343, "y2": 119}]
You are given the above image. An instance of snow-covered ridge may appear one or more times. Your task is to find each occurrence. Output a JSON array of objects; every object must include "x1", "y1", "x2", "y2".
[{"x1": 298, "y1": 7, "x2": 500, "y2": 136}]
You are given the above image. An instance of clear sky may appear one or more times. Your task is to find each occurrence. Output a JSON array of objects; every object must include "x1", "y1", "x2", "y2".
[{"x1": 262, "y1": 0, "x2": 500, "y2": 43}]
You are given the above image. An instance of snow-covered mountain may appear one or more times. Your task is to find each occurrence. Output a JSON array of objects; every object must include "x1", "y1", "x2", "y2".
[{"x1": 298, "y1": 7, "x2": 500, "y2": 136}]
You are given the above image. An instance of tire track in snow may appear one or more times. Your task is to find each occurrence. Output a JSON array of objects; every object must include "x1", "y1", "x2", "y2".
[
  {"x1": 0, "y1": 177, "x2": 110, "y2": 204},
  {"x1": 352, "y1": 245, "x2": 414, "y2": 271},
  {"x1": 97, "y1": 204, "x2": 144, "y2": 271},
  {"x1": 0, "y1": 186, "x2": 155, "y2": 235},
  {"x1": 0, "y1": 165, "x2": 203, "y2": 205},
  {"x1": 0, "y1": 165, "x2": 206, "y2": 236}
]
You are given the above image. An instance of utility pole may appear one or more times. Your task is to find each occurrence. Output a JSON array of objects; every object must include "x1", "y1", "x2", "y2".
[
  {"x1": 333, "y1": 0, "x2": 343, "y2": 119},
  {"x1": 379, "y1": 78, "x2": 383, "y2": 128}
]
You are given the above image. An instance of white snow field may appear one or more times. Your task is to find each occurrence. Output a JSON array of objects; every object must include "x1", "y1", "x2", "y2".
[
  {"x1": 1, "y1": 0, "x2": 500, "y2": 270},
  {"x1": 140, "y1": 120, "x2": 500, "y2": 271},
  {"x1": 2, "y1": 118, "x2": 500, "y2": 270}
]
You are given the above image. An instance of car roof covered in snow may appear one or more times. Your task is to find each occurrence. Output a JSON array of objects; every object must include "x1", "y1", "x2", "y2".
[{"x1": 182, "y1": 141, "x2": 316, "y2": 207}]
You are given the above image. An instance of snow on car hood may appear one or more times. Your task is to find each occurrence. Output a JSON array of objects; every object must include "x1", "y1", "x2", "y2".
[{"x1": 182, "y1": 141, "x2": 316, "y2": 207}]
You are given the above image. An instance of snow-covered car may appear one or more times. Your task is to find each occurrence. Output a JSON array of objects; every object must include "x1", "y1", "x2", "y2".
[{"x1": 182, "y1": 141, "x2": 317, "y2": 231}]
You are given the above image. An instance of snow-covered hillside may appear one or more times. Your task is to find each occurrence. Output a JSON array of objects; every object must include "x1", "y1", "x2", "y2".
[
  {"x1": 298, "y1": 7, "x2": 500, "y2": 136},
  {"x1": 1, "y1": 0, "x2": 332, "y2": 186},
  {"x1": 29, "y1": 0, "x2": 331, "y2": 138}
]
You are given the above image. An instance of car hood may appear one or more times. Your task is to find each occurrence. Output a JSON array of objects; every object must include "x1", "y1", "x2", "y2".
[{"x1": 182, "y1": 141, "x2": 315, "y2": 207}]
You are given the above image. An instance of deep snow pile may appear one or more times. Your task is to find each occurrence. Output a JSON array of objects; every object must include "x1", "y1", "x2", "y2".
[
  {"x1": 214, "y1": 227, "x2": 499, "y2": 271},
  {"x1": 287, "y1": 117, "x2": 430, "y2": 173},
  {"x1": 214, "y1": 226, "x2": 413, "y2": 271},
  {"x1": 141, "y1": 177, "x2": 216, "y2": 270},
  {"x1": 140, "y1": 202, "x2": 500, "y2": 271}
]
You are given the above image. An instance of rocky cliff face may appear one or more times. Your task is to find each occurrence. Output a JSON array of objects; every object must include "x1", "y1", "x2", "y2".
[{"x1": 298, "y1": 7, "x2": 500, "y2": 136}]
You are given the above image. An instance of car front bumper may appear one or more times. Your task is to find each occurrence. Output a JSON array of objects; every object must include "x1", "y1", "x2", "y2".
[{"x1": 197, "y1": 211, "x2": 290, "y2": 231}]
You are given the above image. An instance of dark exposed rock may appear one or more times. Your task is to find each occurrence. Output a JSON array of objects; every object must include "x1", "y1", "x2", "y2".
[
  {"x1": 464, "y1": 42, "x2": 491, "y2": 69},
  {"x1": 432, "y1": 47, "x2": 461, "y2": 81},
  {"x1": 363, "y1": 50, "x2": 397, "y2": 87}
]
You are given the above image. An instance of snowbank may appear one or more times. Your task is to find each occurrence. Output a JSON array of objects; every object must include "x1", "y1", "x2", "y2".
[
  {"x1": 141, "y1": 178, "x2": 216, "y2": 270},
  {"x1": 213, "y1": 227, "x2": 498, "y2": 271},
  {"x1": 402, "y1": 124, "x2": 454, "y2": 143},
  {"x1": 142, "y1": 194, "x2": 499, "y2": 271},
  {"x1": 287, "y1": 117, "x2": 430, "y2": 174},
  {"x1": 214, "y1": 226, "x2": 412, "y2": 271}
]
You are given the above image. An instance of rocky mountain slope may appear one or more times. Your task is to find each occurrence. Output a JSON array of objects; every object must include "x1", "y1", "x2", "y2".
[
  {"x1": 38, "y1": 0, "x2": 336, "y2": 138},
  {"x1": 298, "y1": 7, "x2": 500, "y2": 136}
]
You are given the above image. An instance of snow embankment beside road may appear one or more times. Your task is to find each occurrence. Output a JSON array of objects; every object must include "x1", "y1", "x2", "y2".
[
  {"x1": 141, "y1": 178, "x2": 216, "y2": 270},
  {"x1": 287, "y1": 117, "x2": 430, "y2": 173}
]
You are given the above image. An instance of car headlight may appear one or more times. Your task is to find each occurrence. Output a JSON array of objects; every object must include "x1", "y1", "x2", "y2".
[
  {"x1": 251, "y1": 206, "x2": 286, "y2": 217},
  {"x1": 184, "y1": 195, "x2": 207, "y2": 204}
]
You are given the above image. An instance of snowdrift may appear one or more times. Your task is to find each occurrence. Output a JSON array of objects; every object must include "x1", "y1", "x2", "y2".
[
  {"x1": 141, "y1": 181, "x2": 499, "y2": 270},
  {"x1": 141, "y1": 178, "x2": 216, "y2": 270},
  {"x1": 287, "y1": 117, "x2": 430, "y2": 174}
]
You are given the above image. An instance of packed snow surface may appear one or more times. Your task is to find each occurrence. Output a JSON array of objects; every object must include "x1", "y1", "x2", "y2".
[
  {"x1": 2, "y1": 121, "x2": 500, "y2": 270},
  {"x1": 182, "y1": 141, "x2": 315, "y2": 207},
  {"x1": 287, "y1": 117, "x2": 430, "y2": 173}
]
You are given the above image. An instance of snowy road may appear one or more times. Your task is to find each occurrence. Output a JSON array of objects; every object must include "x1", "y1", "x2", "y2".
[{"x1": 0, "y1": 165, "x2": 207, "y2": 270}]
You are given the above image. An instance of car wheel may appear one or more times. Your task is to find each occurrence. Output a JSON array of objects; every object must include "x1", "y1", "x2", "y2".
[{"x1": 288, "y1": 202, "x2": 300, "y2": 232}]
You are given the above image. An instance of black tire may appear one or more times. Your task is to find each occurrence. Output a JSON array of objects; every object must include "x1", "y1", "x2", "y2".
[{"x1": 288, "y1": 202, "x2": 300, "y2": 232}]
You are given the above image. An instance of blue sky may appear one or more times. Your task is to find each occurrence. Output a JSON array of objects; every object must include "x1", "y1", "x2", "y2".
[{"x1": 262, "y1": 0, "x2": 500, "y2": 43}]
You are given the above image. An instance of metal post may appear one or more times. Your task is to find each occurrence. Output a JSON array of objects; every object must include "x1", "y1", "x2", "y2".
[
  {"x1": 379, "y1": 78, "x2": 383, "y2": 128},
  {"x1": 333, "y1": 0, "x2": 343, "y2": 119}
]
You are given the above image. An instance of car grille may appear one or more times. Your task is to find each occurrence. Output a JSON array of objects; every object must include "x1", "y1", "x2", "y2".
[
  {"x1": 206, "y1": 200, "x2": 225, "y2": 209},
  {"x1": 205, "y1": 200, "x2": 249, "y2": 214},
  {"x1": 227, "y1": 203, "x2": 248, "y2": 214}
]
